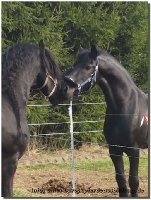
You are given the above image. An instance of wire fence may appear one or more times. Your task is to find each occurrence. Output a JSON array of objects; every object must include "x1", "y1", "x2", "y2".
[
  {"x1": 27, "y1": 102, "x2": 147, "y2": 150},
  {"x1": 25, "y1": 100, "x2": 148, "y2": 197}
]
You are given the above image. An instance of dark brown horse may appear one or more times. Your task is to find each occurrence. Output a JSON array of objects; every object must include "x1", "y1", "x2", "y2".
[
  {"x1": 2, "y1": 41, "x2": 67, "y2": 197},
  {"x1": 65, "y1": 45, "x2": 148, "y2": 197}
]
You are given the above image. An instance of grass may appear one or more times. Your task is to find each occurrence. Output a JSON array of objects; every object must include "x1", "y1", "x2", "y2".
[
  {"x1": 14, "y1": 189, "x2": 31, "y2": 197},
  {"x1": 20, "y1": 154, "x2": 148, "y2": 177}
]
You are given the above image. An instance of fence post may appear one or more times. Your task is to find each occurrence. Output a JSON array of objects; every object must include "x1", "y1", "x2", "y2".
[{"x1": 69, "y1": 100, "x2": 76, "y2": 197}]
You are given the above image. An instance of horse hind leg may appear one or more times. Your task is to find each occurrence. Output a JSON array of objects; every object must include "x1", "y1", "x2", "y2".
[
  {"x1": 109, "y1": 146, "x2": 128, "y2": 197},
  {"x1": 2, "y1": 153, "x2": 19, "y2": 197},
  {"x1": 125, "y1": 148, "x2": 139, "y2": 197}
]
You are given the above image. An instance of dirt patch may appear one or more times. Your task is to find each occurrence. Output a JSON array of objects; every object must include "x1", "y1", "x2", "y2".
[
  {"x1": 14, "y1": 166, "x2": 148, "y2": 197},
  {"x1": 14, "y1": 145, "x2": 148, "y2": 197}
]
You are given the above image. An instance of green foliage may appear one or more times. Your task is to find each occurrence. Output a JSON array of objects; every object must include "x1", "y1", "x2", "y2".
[
  {"x1": 2, "y1": 2, "x2": 149, "y2": 149},
  {"x1": 71, "y1": 86, "x2": 106, "y2": 147},
  {"x1": 59, "y1": 2, "x2": 121, "y2": 52},
  {"x1": 2, "y1": 2, "x2": 71, "y2": 66},
  {"x1": 112, "y1": 2, "x2": 149, "y2": 91}
]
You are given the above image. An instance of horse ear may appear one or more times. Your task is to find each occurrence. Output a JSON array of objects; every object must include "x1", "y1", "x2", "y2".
[
  {"x1": 91, "y1": 44, "x2": 98, "y2": 60},
  {"x1": 79, "y1": 45, "x2": 83, "y2": 51},
  {"x1": 39, "y1": 40, "x2": 45, "y2": 54},
  {"x1": 77, "y1": 45, "x2": 83, "y2": 55},
  {"x1": 39, "y1": 40, "x2": 49, "y2": 71}
]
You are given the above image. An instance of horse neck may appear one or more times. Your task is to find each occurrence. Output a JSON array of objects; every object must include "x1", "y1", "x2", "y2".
[
  {"x1": 97, "y1": 56, "x2": 137, "y2": 113},
  {"x1": 98, "y1": 77, "x2": 118, "y2": 112}
]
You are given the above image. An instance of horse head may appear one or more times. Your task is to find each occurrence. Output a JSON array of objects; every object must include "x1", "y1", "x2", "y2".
[
  {"x1": 32, "y1": 40, "x2": 67, "y2": 106},
  {"x1": 65, "y1": 45, "x2": 99, "y2": 98}
]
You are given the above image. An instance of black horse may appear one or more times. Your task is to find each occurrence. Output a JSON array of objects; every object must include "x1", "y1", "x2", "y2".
[
  {"x1": 65, "y1": 45, "x2": 148, "y2": 197},
  {"x1": 2, "y1": 41, "x2": 67, "y2": 197}
]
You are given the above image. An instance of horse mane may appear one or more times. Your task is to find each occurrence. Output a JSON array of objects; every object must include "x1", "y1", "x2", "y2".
[
  {"x1": 2, "y1": 44, "x2": 39, "y2": 92},
  {"x1": 44, "y1": 48, "x2": 62, "y2": 81},
  {"x1": 97, "y1": 48, "x2": 136, "y2": 86},
  {"x1": 2, "y1": 44, "x2": 62, "y2": 92}
]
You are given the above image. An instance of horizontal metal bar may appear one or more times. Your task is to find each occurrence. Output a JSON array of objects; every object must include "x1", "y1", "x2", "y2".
[
  {"x1": 31, "y1": 130, "x2": 104, "y2": 136},
  {"x1": 28, "y1": 120, "x2": 104, "y2": 126},
  {"x1": 27, "y1": 102, "x2": 106, "y2": 107}
]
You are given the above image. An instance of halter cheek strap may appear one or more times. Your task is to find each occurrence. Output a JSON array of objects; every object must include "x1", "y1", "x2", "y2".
[
  {"x1": 94, "y1": 64, "x2": 99, "y2": 82},
  {"x1": 37, "y1": 72, "x2": 58, "y2": 98},
  {"x1": 37, "y1": 74, "x2": 49, "y2": 90},
  {"x1": 47, "y1": 78, "x2": 57, "y2": 98},
  {"x1": 76, "y1": 62, "x2": 99, "y2": 96}
]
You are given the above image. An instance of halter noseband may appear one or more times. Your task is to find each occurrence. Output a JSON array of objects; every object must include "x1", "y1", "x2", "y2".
[
  {"x1": 65, "y1": 60, "x2": 99, "y2": 96},
  {"x1": 37, "y1": 72, "x2": 57, "y2": 98}
]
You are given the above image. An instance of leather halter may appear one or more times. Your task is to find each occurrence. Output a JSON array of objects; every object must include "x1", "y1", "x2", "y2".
[{"x1": 37, "y1": 72, "x2": 57, "y2": 98}]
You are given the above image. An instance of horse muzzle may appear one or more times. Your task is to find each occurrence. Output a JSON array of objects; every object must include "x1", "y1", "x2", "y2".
[
  {"x1": 64, "y1": 76, "x2": 81, "y2": 97},
  {"x1": 64, "y1": 76, "x2": 79, "y2": 88}
]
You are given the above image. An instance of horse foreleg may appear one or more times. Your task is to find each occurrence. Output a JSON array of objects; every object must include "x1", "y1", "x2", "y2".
[
  {"x1": 2, "y1": 153, "x2": 19, "y2": 197},
  {"x1": 126, "y1": 149, "x2": 139, "y2": 197},
  {"x1": 109, "y1": 146, "x2": 128, "y2": 197}
]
